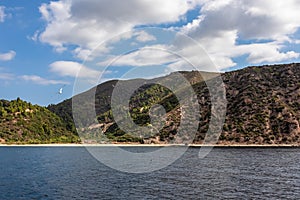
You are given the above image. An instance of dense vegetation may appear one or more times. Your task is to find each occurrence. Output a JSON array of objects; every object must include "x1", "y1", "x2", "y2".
[
  {"x1": 0, "y1": 98, "x2": 79, "y2": 144},
  {"x1": 50, "y1": 63, "x2": 300, "y2": 145},
  {"x1": 221, "y1": 63, "x2": 300, "y2": 144},
  {"x1": 1, "y1": 63, "x2": 300, "y2": 145}
]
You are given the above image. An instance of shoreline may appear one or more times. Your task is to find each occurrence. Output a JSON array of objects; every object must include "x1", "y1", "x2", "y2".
[{"x1": 0, "y1": 143, "x2": 299, "y2": 147}]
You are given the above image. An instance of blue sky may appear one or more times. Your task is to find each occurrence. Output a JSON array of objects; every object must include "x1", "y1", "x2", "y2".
[{"x1": 1, "y1": 0, "x2": 300, "y2": 106}]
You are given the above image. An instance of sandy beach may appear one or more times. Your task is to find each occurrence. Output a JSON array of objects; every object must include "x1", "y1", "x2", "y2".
[{"x1": 0, "y1": 143, "x2": 299, "y2": 147}]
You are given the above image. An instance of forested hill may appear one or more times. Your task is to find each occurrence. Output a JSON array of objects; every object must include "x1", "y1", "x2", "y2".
[
  {"x1": 0, "y1": 98, "x2": 79, "y2": 144},
  {"x1": 49, "y1": 63, "x2": 300, "y2": 145},
  {"x1": 1, "y1": 63, "x2": 300, "y2": 145}
]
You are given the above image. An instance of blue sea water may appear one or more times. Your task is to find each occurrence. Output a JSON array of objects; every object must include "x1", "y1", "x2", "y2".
[{"x1": 0, "y1": 147, "x2": 299, "y2": 199}]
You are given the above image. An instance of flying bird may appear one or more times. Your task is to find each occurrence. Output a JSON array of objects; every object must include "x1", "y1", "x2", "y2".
[
  {"x1": 58, "y1": 87, "x2": 63, "y2": 94},
  {"x1": 57, "y1": 85, "x2": 66, "y2": 95}
]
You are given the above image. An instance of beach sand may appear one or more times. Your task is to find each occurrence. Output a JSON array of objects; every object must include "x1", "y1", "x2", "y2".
[{"x1": 0, "y1": 143, "x2": 298, "y2": 147}]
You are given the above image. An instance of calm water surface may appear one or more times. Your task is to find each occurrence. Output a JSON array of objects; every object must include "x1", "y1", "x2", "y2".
[{"x1": 0, "y1": 147, "x2": 299, "y2": 199}]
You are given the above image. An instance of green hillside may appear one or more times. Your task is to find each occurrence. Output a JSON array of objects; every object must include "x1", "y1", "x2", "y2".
[
  {"x1": 0, "y1": 98, "x2": 80, "y2": 144},
  {"x1": 1, "y1": 63, "x2": 300, "y2": 145}
]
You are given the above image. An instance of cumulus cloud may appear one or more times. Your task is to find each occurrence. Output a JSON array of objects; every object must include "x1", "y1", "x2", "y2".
[
  {"x1": 97, "y1": 40, "x2": 217, "y2": 73},
  {"x1": 180, "y1": 0, "x2": 300, "y2": 68},
  {"x1": 38, "y1": 0, "x2": 194, "y2": 56},
  {"x1": 21, "y1": 75, "x2": 68, "y2": 85},
  {"x1": 0, "y1": 6, "x2": 5, "y2": 22},
  {"x1": 49, "y1": 60, "x2": 99, "y2": 78},
  {"x1": 188, "y1": 0, "x2": 300, "y2": 41},
  {"x1": 0, "y1": 51, "x2": 16, "y2": 61},
  {"x1": 238, "y1": 42, "x2": 299, "y2": 64},
  {"x1": 38, "y1": 0, "x2": 300, "y2": 70}
]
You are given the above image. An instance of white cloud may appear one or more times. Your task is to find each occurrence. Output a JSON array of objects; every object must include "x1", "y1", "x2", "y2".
[
  {"x1": 178, "y1": 0, "x2": 300, "y2": 69},
  {"x1": 37, "y1": 0, "x2": 300, "y2": 70},
  {"x1": 135, "y1": 31, "x2": 156, "y2": 42},
  {"x1": 191, "y1": 0, "x2": 300, "y2": 41},
  {"x1": 21, "y1": 75, "x2": 68, "y2": 85},
  {"x1": 0, "y1": 6, "x2": 5, "y2": 22},
  {"x1": 38, "y1": 0, "x2": 195, "y2": 58},
  {"x1": 98, "y1": 45, "x2": 179, "y2": 67},
  {"x1": 0, "y1": 51, "x2": 16, "y2": 61},
  {"x1": 200, "y1": 0, "x2": 233, "y2": 12},
  {"x1": 49, "y1": 60, "x2": 99, "y2": 78},
  {"x1": 73, "y1": 48, "x2": 92, "y2": 61},
  {"x1": 241, "y1": 43, "x2": 299, "y2": 64}
]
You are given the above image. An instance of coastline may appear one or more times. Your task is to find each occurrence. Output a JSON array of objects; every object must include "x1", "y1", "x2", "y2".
[{"x1": 0, "y1": 143, "x2": 299, "y2": 147}]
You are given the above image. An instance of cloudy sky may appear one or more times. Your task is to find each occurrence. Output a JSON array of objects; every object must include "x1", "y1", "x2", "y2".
[{"x1": 1, "y1": 0, "x2": 300, "y2": 105}]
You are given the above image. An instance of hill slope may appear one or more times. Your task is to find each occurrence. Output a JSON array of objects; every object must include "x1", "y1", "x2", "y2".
[
  {"x1": 221, "y1": 63, "x2": 300, "y2": 144},
  {"x1": 0, "y1": 98, "x2": 79, "y2": 144},
  {"x1": 48, "y1": 63, "x2": 300, "y2": 145}
]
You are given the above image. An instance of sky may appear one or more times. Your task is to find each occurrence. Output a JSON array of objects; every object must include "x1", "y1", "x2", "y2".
[{"x1": 1, "y1": 0, "x2": 300, "y2": 106}]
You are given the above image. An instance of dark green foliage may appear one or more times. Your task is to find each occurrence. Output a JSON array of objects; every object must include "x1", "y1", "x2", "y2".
[{"x1": 0, "y1": 98, "x2": 80, "y2": 144}]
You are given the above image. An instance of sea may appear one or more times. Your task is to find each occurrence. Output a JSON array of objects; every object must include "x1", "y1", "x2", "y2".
[{"x1": 0, "y1": 147, "x2": 299, "y2": 199}]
